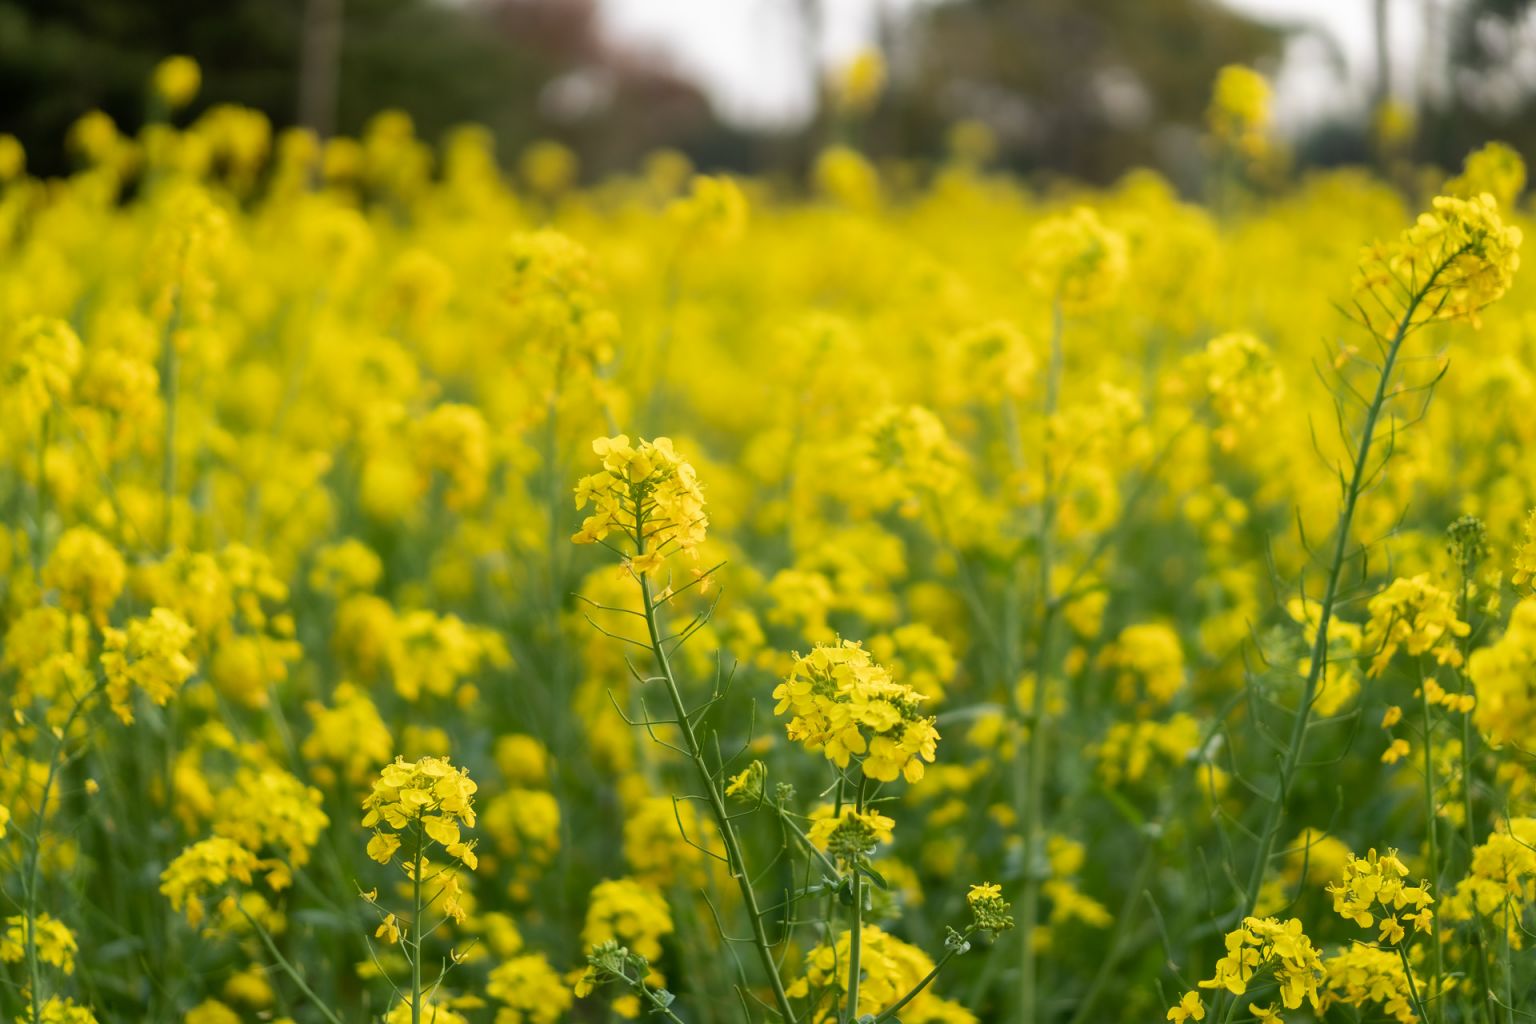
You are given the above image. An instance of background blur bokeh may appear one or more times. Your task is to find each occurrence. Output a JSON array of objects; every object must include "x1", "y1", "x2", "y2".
[{"x1": 0, "y1": 0, "x2": 1533, "y2": 185}]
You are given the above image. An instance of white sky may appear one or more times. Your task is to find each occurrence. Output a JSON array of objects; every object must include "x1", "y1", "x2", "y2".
[{"x1": 596, "y1": 0, "x2": 1431, "y2": 132}]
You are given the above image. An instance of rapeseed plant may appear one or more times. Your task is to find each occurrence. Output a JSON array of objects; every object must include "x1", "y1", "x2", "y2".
[{"x1": 2, "y1": 54, "x2": 1536, "y2": 1024}]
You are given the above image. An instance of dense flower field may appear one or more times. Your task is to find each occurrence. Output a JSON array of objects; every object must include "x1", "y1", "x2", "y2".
[{"x1": 0, "y1": 59, "x2": 1532, "y2": 1024}]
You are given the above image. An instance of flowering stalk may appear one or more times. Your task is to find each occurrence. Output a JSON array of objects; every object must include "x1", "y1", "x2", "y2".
[
  {"x1": 637, "y1": 566, "x2": 799, "y2": 1023},
  {"x1": 1237, "y1": 248, "x2": 1464, "y2": 927},
  {"x1": 411, "y1": 824, "x2": 424, "y2": 1024}
]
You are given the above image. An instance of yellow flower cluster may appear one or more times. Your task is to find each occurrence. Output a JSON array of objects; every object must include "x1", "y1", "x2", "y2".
[
  {"x1": 573, "y1": 435, "x2": 708, "y2": 575},
  {"x1": 362, "y1": 755, "x2": 479, "y2": 869},
  {"x1": 1322, "y1": 945, "x2": 1420, "y2": 1024},
  {"x1": 1099, "y1": 622, "x2": 1186, "y2": 706},
  {"x1": 159, "y1": 836, "x2": 260, "y2": 928},
  {"x1": 1198, "y1": 331, "x2": 1284, "y2": 449},
  {"x1": 1468, "y1": 598, "x2": 1536, "y2": 748},
  {"x1": 1196, "y1": 916, "x2": 1325, "y2": 1011},
  {"x1": 486, "y1": 952, "x2": 572, "y2": 1024},
  {"x1": 1024, "y1": 206, "x2": 1128, "y2": 310},
  {"x1": 1207, "y1": 64, "x2": 1271, "y2": 158},
  {"x1": 807, "y1": 805, "x2": 897, "y2": 864},
  {"x1": 100, "y1": 607, "x2": 198, "y2": 723},
  {"x1": 772, "y1": 639, "x2": 940, "y2": 783},
  {"x1": 1362, "y1": 575, "x2": 1470, "y2": 677},
  {"x1": 788, "y1": 924, "x2": 975, "y2": 1023},
  {"x1": 1326, "y1": 847, "x2": 1434, "y2": 945},
  {"x1": 0, "y1": 913, "x2": 79, "y2": 974},
  {"x1": 1442, "y1": 818, "x2": 1536, "y2": 931},
  {"x1": 1355, "y1": 191, "x2": 1522, "y2": 329}
]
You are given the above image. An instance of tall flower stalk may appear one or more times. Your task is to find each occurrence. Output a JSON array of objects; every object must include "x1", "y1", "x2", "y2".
[{"x1": 1235, "y1": 192, "x2": 1521, "y2": 933}]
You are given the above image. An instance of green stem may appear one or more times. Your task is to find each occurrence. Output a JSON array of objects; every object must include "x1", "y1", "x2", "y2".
[
  {"x1": 1455, "y1": 572, "x2": 1495, "y2": 1024},
  {"x1": 846, "y1": 774, "x2": 868, "y2": 1024},
  {"x1": 411, "y1": 824, "x2": 424, "y2": 1024},
  {"x1": 32, "y1": 411, "x2": 48, "y2": 583},
  {"x1": 872, "y1": 928, "x2": 977, "y2": 1024},
  {"x1": 1397, "y1": 941, "x2": 1433, "y2": 1024},
  {"x1": 1235, "y1": 268, "x2": 1443, "y2": 926},
  {"x1": 1419, "y1": 675, "x2": 1444, "y2": 1020},
  {"x1": 239, "y1": 905, "x2": 346, "y2": 1024},
  {"x1": 21, "y1": 684, "x2": 98, "y2": 1024},
  {"x1": 159, "y1": 297, "x2": 181, "y2": 553},
  {"x1": 636, "y1": 568, "x2": 798, "y2": 1024},
  {"x1": 1018, "y1": 298, "x2": 1064, "y2": 1024},
  {"x1": 1064, "y1": 838, "x2": 1157, "y2": 1024},
  {"x1": 1501, "y1": 897, "x2": 1514, "y2": 1024}
]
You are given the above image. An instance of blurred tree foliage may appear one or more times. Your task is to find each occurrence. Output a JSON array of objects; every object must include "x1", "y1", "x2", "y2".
[
  {"x1": 876, "y1": 0, "x2": 1284, "y2": 182},
  {"x1": 1422, "y1": 0, "x2": 1536, "y2": 164},
  {"x1": 0, "y1": 0, "x2": 716, "y2": 177},
  {"x1": 0, "y1": 0, "x2": 1530, "y2": 185}
]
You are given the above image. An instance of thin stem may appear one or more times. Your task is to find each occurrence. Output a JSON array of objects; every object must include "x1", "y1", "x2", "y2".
[
  {"x1": 1064, "y1": 838, "x2": 1158, "y2": 1024},
  {"x1": 21, "y1": 684, "x2": 99, "y2": 1024},
  {"x1": 846, "y1": 774, "x2": 868, "y2": 1024},
  {"x1": 238, "y1": 904, "x2": 346, "y2": 1024},
  {"x1": 159, "y1": 297, "x2": 181, "y2": 553},
  {"x1": 1455, "y1": 569, "x2": 1495, "y2": 1024},
  {"x1": 32, "y1": 411, "x2": 48, "y2": 583},
  {"x1": 637, "y1": 564, "x2": 798, "y2": 1023},
  {"x1": 1397, "y1": 941, "x2": 1433, "y2": 1024},
  {"x1": 1018, "y1": 297, "x2": 1064, "y2": 1024},
  {"x1": 411, "y1": 823, "x2": 424, "y2": 1024},
  {"x1": 1501, "y1": 897, "x2": 1514, "y2": 1024},
  {"x1": 1419, "y1": 674, "x2": 1445, "y2": 1020},
  {"x1": 872, "y1": 928, "x2": 977, "y2": 1024}
]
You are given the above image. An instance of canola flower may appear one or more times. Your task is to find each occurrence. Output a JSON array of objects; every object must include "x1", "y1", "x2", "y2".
[{"x1": 2, "y1": 55, "x2": 1536, "y2": 1024}]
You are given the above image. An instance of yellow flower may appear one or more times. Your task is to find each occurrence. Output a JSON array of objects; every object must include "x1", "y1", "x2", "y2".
[
  {"x1": 152, "y1": 55, "x2": 202, "y2": 110},
  {"x1": 1249, "y1": 1003, "x2": 1283, "y2": 1024},
  {"x1": 1, "y1": 914, "x2": 79, "y2": 974},
  {"x1": 361, "y1": 755, "x2": 478, "y2": 869},
  {"x1": 772, "y1": 639, "x2": 939, "y2": 783},
  {"x1": 573, "y1": 435, "x2": 708, "y2": 574},
  {"x1": 1166, "y1": 990, "x2": 1205, "y2": 1022},
  {"x1": 486, "y1": 953, "x2": 573, "y2": 1024},
  {"x1": 832, "y1": 48, "x2": 886, "y2": 114},
  {"x1": 159, "y1": 837, "x2": 259, "y2": 928},
  {"x1": 101, "y1": 608, "x2": 198, "y2": 724},
  {"x1": 1207, "y1": 64, "x2": 1271, "y2": 157},
  {"x1": 1354, "y1": 191, "x2": 1522, "y2": 330}
]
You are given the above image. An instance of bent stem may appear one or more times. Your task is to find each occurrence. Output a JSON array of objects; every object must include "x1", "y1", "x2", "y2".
[
  {"x1": 872, "y1": 926, "x2": 978, "y2": 1024},
  {"x1": 637, "y1": 563, "x2": 798, "y2": 1023},
  {"x1": 239, "y1": 904, "x2": 346, "y2": 1024}
]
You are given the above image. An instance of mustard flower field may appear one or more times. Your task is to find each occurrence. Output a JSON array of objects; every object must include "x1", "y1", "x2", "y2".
[{"x1": 1, "y1": 60, "x2": 1534, "y2": 1024}]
